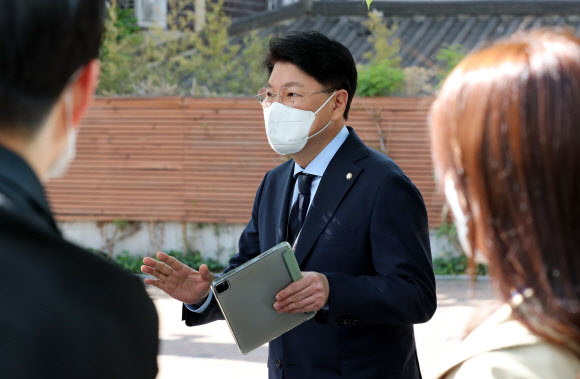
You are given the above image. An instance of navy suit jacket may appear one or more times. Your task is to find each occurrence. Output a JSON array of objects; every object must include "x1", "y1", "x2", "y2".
[{"x1": 183, "y1": 128, "x2": 436, "y2": 378}]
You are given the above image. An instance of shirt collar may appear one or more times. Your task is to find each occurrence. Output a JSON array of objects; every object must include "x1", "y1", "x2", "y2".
[{"x1": 293, "y1": 125, "x2": 349, "y2": 178}]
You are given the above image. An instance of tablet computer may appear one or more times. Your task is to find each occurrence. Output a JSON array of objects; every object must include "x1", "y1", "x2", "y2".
[{"x1": 211, "y1": 242, "x2": 315, "y2": 354}]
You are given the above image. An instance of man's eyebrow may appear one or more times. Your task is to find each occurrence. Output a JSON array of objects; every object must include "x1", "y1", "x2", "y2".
[{"x1": 266, "y1": 81, "x2": 304, "y2": 88}]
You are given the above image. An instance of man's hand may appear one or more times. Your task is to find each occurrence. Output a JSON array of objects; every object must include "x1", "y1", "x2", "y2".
[
  {"x1": 141, "y1": 252, "x2": 215, "y2": 305},
  {"x1": 273, "y1": 272, "x2": 329, "y2": 314}
]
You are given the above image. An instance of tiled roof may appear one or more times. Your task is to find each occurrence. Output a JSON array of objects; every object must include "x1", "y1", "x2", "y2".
[
  {"x1": 45, "y1": 97, "x2": 443, "y2": 227},
  {"x1": 222, "y1": 0, "x2": 268, "y2": 19},
  {"x1": 229, "y1": 1, "x2": 580, "y2": 70}
]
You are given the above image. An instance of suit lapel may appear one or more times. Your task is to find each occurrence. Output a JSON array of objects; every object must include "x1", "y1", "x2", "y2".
[
  {"x1": 275, "y1": 161, "x2": 296, "y2": 245},
  {"x1": 294, "y1": 129, "x2": 369, "y2": 266}
]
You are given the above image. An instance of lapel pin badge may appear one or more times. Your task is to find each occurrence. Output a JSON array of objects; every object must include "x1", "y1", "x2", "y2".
[{"x1": 346, "y1": 173, "x2": 353, "y2": 180}]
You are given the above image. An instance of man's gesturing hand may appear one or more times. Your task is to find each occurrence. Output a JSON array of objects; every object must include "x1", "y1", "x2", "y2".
[
  {"x1": 141, "y1": 252, "x2": 215, "y2": 305},
  {"x1": 273, "y1": 272, "x2": 329, "y2": 314}
]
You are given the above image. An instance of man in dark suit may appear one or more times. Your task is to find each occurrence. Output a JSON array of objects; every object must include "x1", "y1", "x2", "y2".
[
  {"x1": 0, "y1": 1, "x2": 158, "y2": 377},
  {"x1": 142, "y1": 31, "x2": 436, "y2": 378}
]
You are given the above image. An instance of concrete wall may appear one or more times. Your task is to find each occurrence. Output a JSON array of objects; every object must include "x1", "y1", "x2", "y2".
[
  {"x1": 429, "y1": 231, "x2": 462, "y2": 259},
  {"x1": 59, "y1": 221, "x2": 246, "y2": 264},
  {"x1": 59, "y1": 221, "x2": 459, "y2": 265}
]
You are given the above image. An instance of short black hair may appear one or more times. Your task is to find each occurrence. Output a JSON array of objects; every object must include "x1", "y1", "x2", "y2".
[
  {"x1": 0, "y1": 0, "x2": 106, "y2": 135},
  {"x1": 263, "y1": 31, "x2": 357, "y2": 120}
]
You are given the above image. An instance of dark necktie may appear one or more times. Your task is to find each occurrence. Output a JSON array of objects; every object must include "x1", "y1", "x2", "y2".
[{"x1": 287, "y1": 173, "x2": 315, "y2": 246}]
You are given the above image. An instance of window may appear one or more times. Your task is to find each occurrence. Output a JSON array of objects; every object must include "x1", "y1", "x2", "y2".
[{"x1": 135, "y1": 0, "x2": 167, "y2": 28}]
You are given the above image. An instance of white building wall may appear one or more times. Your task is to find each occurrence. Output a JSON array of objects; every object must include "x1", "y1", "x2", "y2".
[
  {"x1": 59, "y1": 221, "x2": 246, "y2": 265},
  {"x1": 59, "y1": 221, "x2": 459, "y2": 265}
]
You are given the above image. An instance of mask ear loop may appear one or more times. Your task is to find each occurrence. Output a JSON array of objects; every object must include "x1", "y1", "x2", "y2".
[
  {"x1": 43, "y1": 68, "x2": 85, "y2": 180},
  {"x1": 63, "y1": 68, "x2": 83, "y2": 131},
  {"x1": 306, "y1": 91, "x2": 338, "y2": 141},
  {"x1": 64, "y1": 89, "x2": 74, "y2": 132},
  {"x1": 313, "y1": 90, "x2": 338, "y2": 116}
]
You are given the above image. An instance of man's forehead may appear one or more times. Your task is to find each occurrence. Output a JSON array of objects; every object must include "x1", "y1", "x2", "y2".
[
  {"x1": 266, "y1": 81, "x2": 304, "y2": 88},
  {"x1": 267, "y1": 62, "x2": 320, "y2": 88}
]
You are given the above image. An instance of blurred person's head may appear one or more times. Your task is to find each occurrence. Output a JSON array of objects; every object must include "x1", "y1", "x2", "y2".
[
  {"x1": 430, "y1": 29, "x2": 580, "y2": 356},
  {"x1": 0, "y1": 0, "x2": 105, "y2": 180}
]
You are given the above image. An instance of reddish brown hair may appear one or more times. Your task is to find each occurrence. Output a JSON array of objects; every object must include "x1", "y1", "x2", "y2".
[{"x1": 431, "y1": 29, "x2": 580, "y2": 356}]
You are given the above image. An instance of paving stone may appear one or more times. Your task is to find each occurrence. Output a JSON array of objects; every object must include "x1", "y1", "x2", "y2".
[{"x1": 148, "y1": 278, "x2": 495, "y2": 379}]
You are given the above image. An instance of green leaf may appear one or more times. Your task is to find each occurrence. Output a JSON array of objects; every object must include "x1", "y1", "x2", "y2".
[{"x1": 366, "y1": 0, "x2": 373, "y2": 10}]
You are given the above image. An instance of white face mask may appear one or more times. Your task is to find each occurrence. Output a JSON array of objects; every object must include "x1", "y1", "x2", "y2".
[
  {"x1": 444, "y1": 177, "x2": 471, "y2": 255},
  {"x1": 263, "y1": 91, "x2": 337, "y2": 155},
  {"x1": 46, "y1": 89, "x2": 78, "y2": 180},
  {"x1": 444, "y1": 177, "x2": 487, "y2": 263}
]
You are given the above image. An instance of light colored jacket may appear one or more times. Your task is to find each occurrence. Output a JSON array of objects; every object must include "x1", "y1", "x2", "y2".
[{"x1": 435, "y1": 304, "x2": 580, "y2": 379}]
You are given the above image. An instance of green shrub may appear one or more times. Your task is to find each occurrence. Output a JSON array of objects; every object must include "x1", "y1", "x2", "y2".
[
  {"x1": 433, "y1": 255, "x2": 488, "y2": 276},
  {"x1": 358, "y1": 63, "x2": 405, "y2": 96},
  {"x1": 436, "y1": 44, "x2": 466, "y2": 85},
  {"x1": 434, "y1": 220, "x2": 487, "y2": 275},
  {"x1": 357, "y1": 10, "x2": 405, "y2": 97},
  {"x1": 89, "y1": 248, "x2": 225, "y2": 274},
  {"x1": 114, "y1": 250, "x2": 145, "y2": 273},
  {"x1": 166, "y1": 250, "x2": 224, "y2": 273}
]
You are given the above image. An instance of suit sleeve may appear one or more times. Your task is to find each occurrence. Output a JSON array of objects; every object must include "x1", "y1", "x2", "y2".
[
  {"x1": 182, "y1": 173, "x2": 268, "y2": 326},
  {"x1": 322, "y1": 172, "x2": 437, "y2": 326}
]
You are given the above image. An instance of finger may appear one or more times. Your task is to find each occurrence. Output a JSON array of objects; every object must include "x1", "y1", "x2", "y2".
[
  {"x1": 274, "y1": 284, "x2": 314, "y2": 309},
  {"x1": 141, "y1": 264, "x2": 159, "y2": 277},
  {"x1": 141, "y1": 265, "x2": 168, "y2": 282},
  {"x1": 198, "y1": 264, "x2": 215, "y2": 282},
  {"x1": 279, "y1": 298, "x2": 317, "y2": 314},
  {"x1": 275, "y1": 277, "x2": 312, "y2": 302},
  {"x1": 141, "y1": 265, "x2": 155, "y2": 275},
  {"x1": 288, "y1": 300, "x2": 318, "y2": 314},
  {"x1": 143, "y1": 256, "x2": 173, "y2": 277},
  {"x1": 157, "y1": 251, "x2": 190, "y2": 272}
]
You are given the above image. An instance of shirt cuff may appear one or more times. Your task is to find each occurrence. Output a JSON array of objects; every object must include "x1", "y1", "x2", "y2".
[{"x1": 184, "y1": 290, "x2": 213, "y2": 313}]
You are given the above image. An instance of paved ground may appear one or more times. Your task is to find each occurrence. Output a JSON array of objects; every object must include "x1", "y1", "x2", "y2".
[{"x1": 147, "y1": 278, "x2": 496, "y2": 379}]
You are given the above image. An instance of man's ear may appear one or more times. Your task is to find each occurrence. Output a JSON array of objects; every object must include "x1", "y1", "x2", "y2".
[
  {"x1": 70, "y1": 59, "x2": 100, "y2": 126},
  {"x1": 331, "y1": 89, "x2": 348, "y2": 121}
]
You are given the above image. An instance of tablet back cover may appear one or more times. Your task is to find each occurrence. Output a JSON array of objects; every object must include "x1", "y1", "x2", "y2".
[{"x1": 211, "y1": 242, "x2": 315, "y2": 354}]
